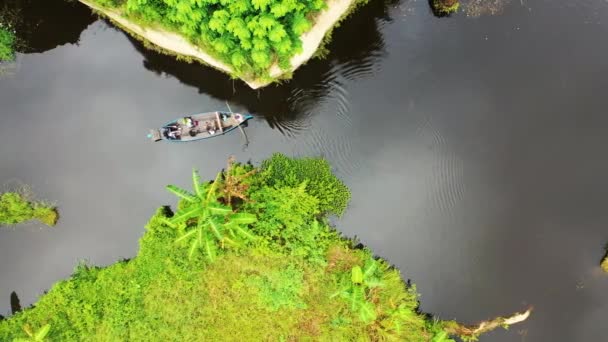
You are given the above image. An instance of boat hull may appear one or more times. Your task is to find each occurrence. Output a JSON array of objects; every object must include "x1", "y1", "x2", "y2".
[{"x1": 148, "y1": 111, "x2": 253, "y2": 142}]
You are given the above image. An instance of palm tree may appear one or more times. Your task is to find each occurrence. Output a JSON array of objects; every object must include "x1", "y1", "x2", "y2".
[{"x1": 165, "y1": 169, "x2": 257, "y2": 261}]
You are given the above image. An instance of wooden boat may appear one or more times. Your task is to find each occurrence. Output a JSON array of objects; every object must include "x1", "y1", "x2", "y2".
[{"x1": 148, "y1": 111, "x2": 253, "y2": 142}]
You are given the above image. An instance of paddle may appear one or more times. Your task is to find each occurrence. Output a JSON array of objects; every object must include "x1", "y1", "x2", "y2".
[{"x1": 225, "y1": 101, "x2": 249, "y2": 150}]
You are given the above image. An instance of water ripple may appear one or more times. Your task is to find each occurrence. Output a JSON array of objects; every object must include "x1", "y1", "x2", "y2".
[{"x1": 415, "y1": 114, "x2": 466, "y2": 217}]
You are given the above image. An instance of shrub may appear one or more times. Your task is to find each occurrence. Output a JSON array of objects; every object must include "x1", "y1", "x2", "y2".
[
  {"x1": 258, "y1": 153, "x2": 351, "y2": 216},
  {"x1": 0, "y1": 23, "x2": 16, "y2": 62}
]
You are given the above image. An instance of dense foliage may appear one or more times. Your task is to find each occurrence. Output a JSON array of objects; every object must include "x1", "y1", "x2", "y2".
[
  {"x1": 91, "y1": 0, "x2": 327, "y2": 79},
  {"x1": 0, "y1": 192, "x2": 58, "y2": 227},
  {"x1": 431, "y1": 0, "x2": 460, "y2": 15},
  {"x1": 0, "y1": 154, "x2": 451, "y2": 341},
  {"x1": 0, "y1": 22, "x2": 15, "y2": 61}
]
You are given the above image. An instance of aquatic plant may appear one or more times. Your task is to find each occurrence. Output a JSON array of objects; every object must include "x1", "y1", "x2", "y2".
[
  {"x1": 0, "y1": 192, "x2": 58, "y2": 227},
  {"x1": 431, "y1": 0, "x2": 460, "y2": 16}
]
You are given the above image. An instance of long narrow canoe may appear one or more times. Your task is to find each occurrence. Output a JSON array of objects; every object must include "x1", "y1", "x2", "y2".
[{"x1": 148, "y1": 111, "x2": 253, "y2": 142}]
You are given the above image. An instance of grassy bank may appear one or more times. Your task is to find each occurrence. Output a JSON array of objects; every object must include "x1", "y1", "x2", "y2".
[
  {"x1": 0, "y1": 154, "x2": 456, "y2": 341},
  {"x1": 0, "y1": 154, "x2": 530, "y2": 340},
  {"x1": 0, "y1": 191, "x2": 58, "y2": 227},
  {"x1": 82, "y1": 0, "x2": 367, "y2": 87}
]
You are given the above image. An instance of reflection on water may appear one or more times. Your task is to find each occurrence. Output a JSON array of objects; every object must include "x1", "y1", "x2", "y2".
[
  {"x1": 0, "y1": 0, "x2": 94, "y2": 53},
  {"x1": 125, "y1": 0, "x2": 395, "y2": 136},
  {"x1": 9, "y1": 291, "x2": 20, "y2": 315},
  {"x1": 2, "y1": 0, "x2": 608, "y2": 340}
]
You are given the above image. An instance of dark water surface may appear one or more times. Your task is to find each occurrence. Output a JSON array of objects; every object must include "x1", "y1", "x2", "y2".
[{"x1": 1, "y1": 0, "x2": 608, "y2": 340}]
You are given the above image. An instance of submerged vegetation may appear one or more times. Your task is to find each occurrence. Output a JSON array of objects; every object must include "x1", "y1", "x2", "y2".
[
  {"x1": 88, "y1": 0, "x2": 335, "y2": 80},
  {"x1": 0, "y1": 191, "x2": 58, "y2": 227},
  {"x1": 0, "y1": 154, "x2": 528, "y2": 340}
]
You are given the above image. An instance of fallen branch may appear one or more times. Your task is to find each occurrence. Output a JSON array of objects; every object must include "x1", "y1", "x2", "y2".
[{"x1": 444, "y1": 306, "x2": 532, "y2": 340}]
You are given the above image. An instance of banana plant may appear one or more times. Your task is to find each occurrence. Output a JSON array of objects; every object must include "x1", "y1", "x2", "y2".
[
  {"x1": 330, "y1": 259, "x2": 384, "y2": 323},
  {"x1": 13, "y1": 324, "x2": 50, "y2": 342},
  {"x1": 165, "y1": 169, "x2": 257, "y2": 261}
]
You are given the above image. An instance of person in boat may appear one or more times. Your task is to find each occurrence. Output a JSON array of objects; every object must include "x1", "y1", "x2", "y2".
[
  {"x1": 167, "y1": 129, "x2": 181, "y2": 140},
  {"x1": 166, "y1": 123, "x2": 179, "y2": 132},
  {"x1": 180, "y1": 117, "x2": 196, "y2": 128}
]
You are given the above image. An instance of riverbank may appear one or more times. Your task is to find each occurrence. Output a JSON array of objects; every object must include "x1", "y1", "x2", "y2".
[
  {"x1": 78, "y1": 0, "x2": 359, "y2": 89},
  {"x1": 0, "y1": 154, "x2": 529, "y2": 340}
]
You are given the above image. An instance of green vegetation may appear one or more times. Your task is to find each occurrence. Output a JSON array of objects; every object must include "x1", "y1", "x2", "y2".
[
  {"x1": 89, "y1": 0, "x2": 331, "y2": 80},
  {"x1": 0, "y1": 154, "x2": 457, "y2": 341},
  {"x1": 0, "y1": 22, "x2": 16, "y2": 62},
  {"x1": 0, "y1": 191, "x2": 58, "y2": 227},
  {"x1": 0, "y1": 154, "x2": 526, "y2": 340},
  {"x1": 432, "y1": 0, "x2": 460, "y2": 15}
]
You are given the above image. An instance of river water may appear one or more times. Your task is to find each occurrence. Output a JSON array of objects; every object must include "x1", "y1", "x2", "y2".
[{"x1": 1, "y1": 0, "x2": 607, "y2": 340}]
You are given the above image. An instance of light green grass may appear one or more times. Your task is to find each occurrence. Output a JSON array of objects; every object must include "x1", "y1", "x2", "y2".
[{"x1": 0, "y1": 154, "x2": 453, "y2": 341}]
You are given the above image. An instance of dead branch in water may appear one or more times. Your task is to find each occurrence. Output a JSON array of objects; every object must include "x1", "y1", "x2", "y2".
[{"x1": 444, "y1": 307, "x2": 533, "y2": 340}]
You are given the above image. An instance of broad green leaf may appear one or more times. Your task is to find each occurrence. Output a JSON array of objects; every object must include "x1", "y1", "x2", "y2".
[
  {"x1": 192, "y1": 169, "x2": 203, "y2": 197},
  {"x1": 358, "y1": 301, "x2": 377, "y2": 323},
  {"x1": 206, "y1": 172, "x2": 222, "y2": 202},
  {"x1": 330, "y1": 287, "x2": 349, "y2": 299},
  {"x1": 170, "y1": 205, "x2": 203, "y2": 223},
  {"x1": 188, "y1": 239, "x2": 200, "y2": 259},
  {"x1": 208, "y1": 218, "x2": 223, "y2": 240},
  {"x1": 204, "y1": 236, "x2": 215, "y2": 261},
  {"x1": 234, "y1": 225, "x2": 256, "y2": 240},
  {"x1": 34, "y1": 324, "x2": 51, "y2": 340},
  {"x1": 159, "y1": 217, "x2": 177, "y2": 228},
  {"x1": 363, "y1": 261, "x2": 377, "y2": 278},
  {"x1": 166, "y1": 185, "x2": 197, "y2": 202},
  {"x1": 351, "y1": 266, "x2": 363, "y2": 284},
  {"x1": 230, "y1": 213, "x2": 257, "y2": 224},
  {"x1": 221, "y1": 236, "x2": 239, "y2": 247},
  {"x1": 175, "y1": 229, "x2": 197, "y2": 243},
  {"x1": 12, "y1": 338, "x2": 30, "y2": 342},
  {"x1": 207, "y1": 203, "x2": 232, "y2": 215},
  {"x1": 364, "y1": 278, "x2": 384, "y2": 288}
]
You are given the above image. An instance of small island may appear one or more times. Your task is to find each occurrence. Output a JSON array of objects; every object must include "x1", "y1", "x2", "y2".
[
  {"x1": 0, "y1": 154, "x2": 528, "y2": 341},
  {"x1": 79, "y1": 0, "x2": 367, "y2": 88},
  {"x1": 0, "y1": 191, "x2": 58, "y2": 227}
]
